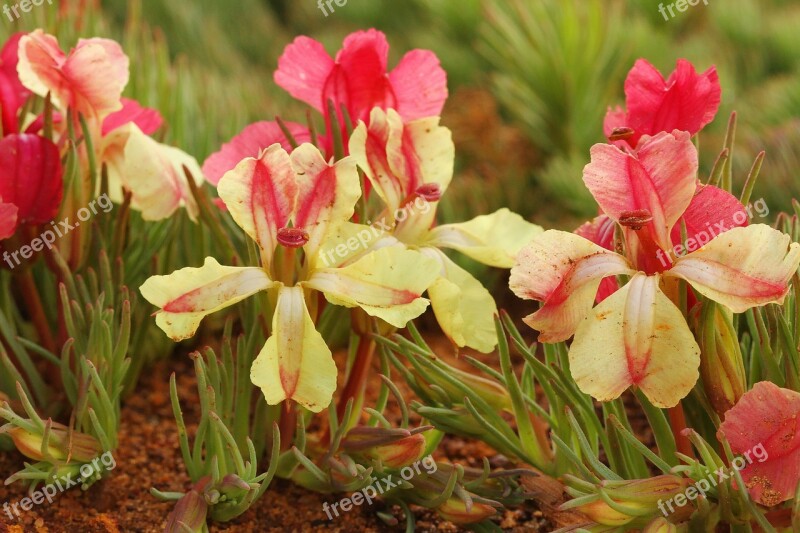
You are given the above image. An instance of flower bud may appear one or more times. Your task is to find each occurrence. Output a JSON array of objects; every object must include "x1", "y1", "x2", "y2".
[
  {"x1": 575, "y1": 499, "x2": 638, "y2": 526},
  {"x1": 3, "y1": 422, "x2": 101, "y2": 463},
  {"x1": 367, "y1": 433, "x2": 426, "y2": 468},
  {"x1": 165, "y1": 489, "x2": 208, "y2": 533},
  {"x1": 643, "y1": 517, "x2": 684, "y2": 533},
  {"x1": 437, "y1": 498, "x2": 496, "y2": 525},
  {"x1": 573, "y1": 476, "x2": 690, "y2": 526},
  {"x1": 411, "y1": 366, "x2": 512, "y2": 412},
  {"x1": 697, "y1": 303, "x2": 746, "y2": 416}
]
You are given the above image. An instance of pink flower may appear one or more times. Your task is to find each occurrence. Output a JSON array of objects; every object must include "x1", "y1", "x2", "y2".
[
  {"x1": 604, "y1": 59, "x2": 721, "y2": 147},
  {"x1": 0, "y1": 33, "x2": 30, "y2": 136},
  {"x1": 16, "y1": 30, "x2": 129, "y2": 121},
  {"x1": 718, "y1": 382, "x2": 800, "y2": 506},
  {"x1": 0, "y1": 134, "x2": 64, "y2": 239},
  {"x1": 274, "y1": 29, "x2": 447, "y2": 125}
]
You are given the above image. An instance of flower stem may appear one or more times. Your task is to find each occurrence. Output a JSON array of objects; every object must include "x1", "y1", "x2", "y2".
[
  {"x1": 278, "y1": 400, "x2": 296, "y2": 452},
  {"x1": 17, "y1": 269, "x2": 56, "y2": 354},
  {"x1": 668, "y1": 403, "x2": 695, "y2": 459},
  {"x1": 336, "y1": 334, "x2": 376, "y2": 427}
]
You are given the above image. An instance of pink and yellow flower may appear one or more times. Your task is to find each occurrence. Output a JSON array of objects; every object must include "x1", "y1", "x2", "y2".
[
  {"x1": 718, "y1": 381, "x2": 800, "y2": 506},
  {"x1": 346, "y1": 107, "x2": 542, "y2": 352},
  {"x1": 141, "y1": 143, "x2": 439, "y2": 412},
  {"x1": 510, "y1": 131, "x2": 800, "y2": 407}
]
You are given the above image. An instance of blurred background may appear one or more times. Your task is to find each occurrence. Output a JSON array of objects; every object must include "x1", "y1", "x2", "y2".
[{"x1": 3, "y1": 0, "x2": 800, "y2": 272}]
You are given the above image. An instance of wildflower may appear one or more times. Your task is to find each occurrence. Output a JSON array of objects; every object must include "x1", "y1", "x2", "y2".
[
  {"x1": 511, "y1": 132, "x2": 800, "y2": 407},
  {"x1": 275, "y1": 29, "x2": 447, "y2": 128},
  {"x1": 347, "y1": 108, "x2": 542, "y2": 352},
  {"x1": 17, "y1": 30, "x2": 129, "y2": 122},
  {"x1": 0, "y1": 33, "x2": 30, "y2": 135},
  {"x1": 141, "y1": 143, "x2": 439, "y2": 411},
  {"x1": 604, "y1": 59, "x2": 721, "y2": 147},
  {"x1": 718, "y1": 381, "x2": 800, "y2": 506}
]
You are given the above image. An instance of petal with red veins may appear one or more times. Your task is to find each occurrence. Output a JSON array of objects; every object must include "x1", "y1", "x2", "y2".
[
  {"x1": 251, "y1": 285, "x2": 337, "y2": 413},
  {"x1": 140, "y1": 257, "x2": 275, "y2": 341},
  {"x1": 583, "y1": 131, "x2": 697, "y2": 253},
  {"x1": 575, "y1": 214, "x2": 619, "y2": 302},
  {"x1": 274, "y1": 36, "x2": 335, "y2": 113},
  {"x1": 670, "y1": 183, "x2": 747, "y2": 251},
  {"x1": 102, "y1": 97, "x2": 163, "y2": 136},
  {"x1": 202, "y1": 121, "x2": 311, "y2": 186},
  {"x1": 667, "y1": 225, "x2": 800, "y2": 312},
  {"x1": 0, "y1": 133, "x2": 63, "y2": 224},
  {"x1": 509, "y1": 230, "x2": 634, "y2": 342},
  {"x1": 217, "y1": 144, "x2": 297, "y2": 265},
  {"x1": 718, "y1": 382, "x2": 800, "y2": 506},
  {"x1": 388, "y1": 49, "x2": 448, "y2": 121},
  {"x1": 349, "y1": 108, "x2": 453, "y2": 214},
  {"x1": 305, "y1": 246, "x2": 439, "y2": 328},
  {"x1": 0, "y1": 201, "x2": 18, "y2": 240},
  {"x1": 569, "y1": 273, "x2": 700, "y2": 407},
  {"x1": 290, "y1": 143, "x2": 361, "y2": 264},
  {"x1": 623, "y1": 59, "x2": 720, "y2": 147}
]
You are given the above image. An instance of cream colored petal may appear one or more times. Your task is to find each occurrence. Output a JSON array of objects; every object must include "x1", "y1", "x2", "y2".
[
  {"x1": 250, "y1": 286, "x2": 336, "y2": 413},
  {"x1": 140, "y1": 257, "x2": 274, "y2": 341},
  {"x1": 569, "y1": 273, "x2": 700, "y2": 408},
  {"x1": 305, "y1": 246, "x2": 439, "y2": 328},
  {"x1": 427, "y1": 208, "x2": 543, "y2": 268},
  {"x1": 667, "y1": 225, "x2": 800, "y2": 312}
]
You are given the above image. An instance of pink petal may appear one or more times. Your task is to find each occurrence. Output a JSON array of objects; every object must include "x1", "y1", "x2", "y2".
[
  {"x1": 575, "y1": 215, "x2": 619, "y2": 303},
  {"x1": 327, "y1": 29, "x2": 394, "y2": 123},
  {"x1": 0, "y1": 201, "x2": 18, "y2": 240},
  {"x1": 389, "y1": 49, "x2": 448, "y2": 121},
  {"x1": 623, "y1": 59, "x2": 721, "y2": 147},
  {"x1": 273, "y1": 36, "x2": 334, "y2": 113},
  {"x1": 670, "y1": 184, "x2": 747, "y2": 253},
  {"x1": 202, "y1": 121, "x2": 311, "y2": 186},
  {"x1": 0, "y1": 33, "x2": 30, "y2": 135},
  {"x1": 718, "y1": 382, "x2": 800, "y2": 506},
  {"x1": 583, "y1": 131, "x2": 698, "y2": 254},
  {"x1": 102, "y1": 97, "x2": 163, "y2": 136},
  {"x1": 0, "y1": 134, "x2": 63, "y2": 224}
]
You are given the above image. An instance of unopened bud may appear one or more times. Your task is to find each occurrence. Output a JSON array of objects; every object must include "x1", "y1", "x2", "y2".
[
  {"x1": 643, "y1": 517, "x2": 682, "y2": 533},
  {"x1": 437, "y1": 498, "x2": 496, "y2": 525},
  {"x1": 165, "y1": 489, "x2": 208, "y2": 533},
  {"x1": 697, "y1": 302, "x2": 746, "y2": 416},
  {"x1": 3, "y1": 422, "x2": 101, "y2": 463},
  {"x1": 368, "y1": 434, "x2": 426, "y2": 468}
]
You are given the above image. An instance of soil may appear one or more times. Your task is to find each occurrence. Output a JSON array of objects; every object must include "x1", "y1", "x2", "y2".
[{"x1": 0, "y1": 333, "x2": 564, "y2": 533}]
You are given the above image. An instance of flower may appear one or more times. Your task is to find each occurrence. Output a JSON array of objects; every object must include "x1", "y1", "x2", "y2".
[
  {"x1": 17, "y1": 30, "x2": 129, "y2": 122},
  {"x1": 274, "y1": 29, "x2": 447, "y2": 127},
  {"x1": 604, "y1": 59, "x2": 721, "y2": 147},
  {"x1": 140, "y1": 143, "x2": 439, "y2": 411},
  {"x1": 718, "y1": 381, "x2": 800, "y2": 506},
  {"x1": 510, "y1": 131, "x2": 800, "y2": 407},
  {"x1": 0, "y1": 133, "x2": 64, "y2": 240},
  {"x1": 347, "y1": 107, "x2": 542, "y2": 352}
]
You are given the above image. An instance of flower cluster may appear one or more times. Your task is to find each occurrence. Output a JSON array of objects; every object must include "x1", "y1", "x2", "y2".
[
  {"x1": 141, "y1": 30, "x2": 540, "y2": 412},
  {"x1": 510, "y1": 60, "x2": 800, "y2": 408}
]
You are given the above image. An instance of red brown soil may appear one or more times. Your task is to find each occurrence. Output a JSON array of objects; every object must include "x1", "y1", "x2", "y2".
[{"x1": 0, "y1": 333, "x2": 561, "y2": 532}]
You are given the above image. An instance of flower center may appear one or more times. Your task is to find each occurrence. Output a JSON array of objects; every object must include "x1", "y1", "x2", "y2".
[
  {"x1": 415, "y1": 183, "x2": 442, "y2": 202},
  {"x1": 619, "y1": 209, "x2": 653, "y2": 231},
  {"x1": 277, "y1": 227, "x2": 309, "y2": 248}
]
